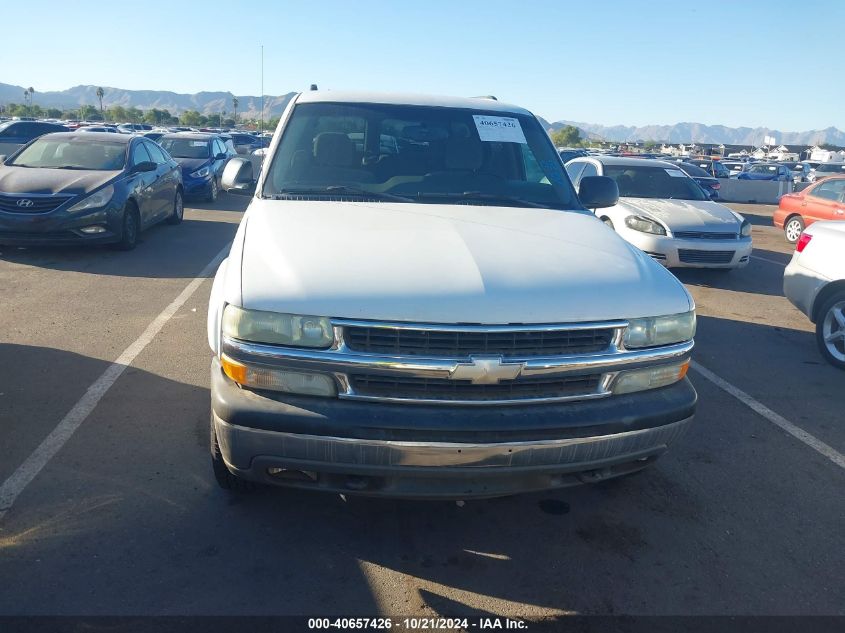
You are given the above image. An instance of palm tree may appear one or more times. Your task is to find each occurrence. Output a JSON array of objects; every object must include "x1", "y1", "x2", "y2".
[
  {"x1": 232, "y1": 96, "x2": 238, "y2": 124},
  {"x1": 23, "y1": 88, "x2": 30, "y2": 112},
  {"x1": 96, "y1": 87, "x2": 105, "y2": 119},
  {"x1": 27, "y1": 87, "x2": 34, "y2": 115}
]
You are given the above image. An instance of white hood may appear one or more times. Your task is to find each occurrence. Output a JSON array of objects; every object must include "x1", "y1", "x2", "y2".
[
  {"x1": 618, "y1": 197, "x2": 742, "y2": 232},
  {"x1": 237, "y1": 200, "x2": 692, "y2": 324}
]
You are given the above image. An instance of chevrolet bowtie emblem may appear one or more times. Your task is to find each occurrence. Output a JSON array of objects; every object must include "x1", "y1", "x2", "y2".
[{"x1": 449, "y1": 356, "x2": 525, "y2": 385}]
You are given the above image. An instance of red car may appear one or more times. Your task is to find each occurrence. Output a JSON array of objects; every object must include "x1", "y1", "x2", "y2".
[{"x1": 774, "y1": 176, "x2": 845, "y2": 242}]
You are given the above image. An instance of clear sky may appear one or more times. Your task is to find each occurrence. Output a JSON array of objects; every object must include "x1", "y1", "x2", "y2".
[{"x1": 4, "y1": 0, "x2": 843, "y2": 131}]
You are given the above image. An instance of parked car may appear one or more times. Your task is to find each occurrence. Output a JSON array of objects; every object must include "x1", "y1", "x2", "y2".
[
  {"x1": 737, "y1": 163, "x2": 793, "y2": 181},
  {"x1": 158, "y1": 133, "x2": 234, "y2": 201},
  {"x1": 558, "y1": 147, "x2": 588, "y2": 163},
  {"x1": 774, "y1": 176, "x2": 845, "y2": 242},
  {"x1": 566, "y1": 156, "x2": 752, "y2": 269},
  {"x1": 229, "y1": 132, "x2": 267, "y2": 155},
  {"x1": 783, "y1": 221, "x2": 845, "y2": 368},
  {"x1": 117, "y1": 123, "x2": 153, "y2": 134},
  {"x1": 0, "y1": 132, "x2": 183, "y2": 249},
  {"x1": 780, "y1": 161, "x2": 812, "y2": 183},
  {"x1": 721, "y1": 160, "x2": 749, "y2": 179},
  {"x1": 675, "y1": 162, "x2": 721, "y2": 199},
  {"x1": 809, "y1": 162, "x2": 845, "y2": 183},
  {"x1": 0, "y1": 120, "x2": 68, "y2": 157},
  {"x1": 207, "y1": 91, "x2": 698, "y2": 497},
  {"x1": 686, "y1": 159, "x2": 732, "y2": 179}
]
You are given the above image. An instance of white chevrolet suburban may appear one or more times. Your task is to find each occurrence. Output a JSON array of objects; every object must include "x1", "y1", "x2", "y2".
[{"x1": 207, "y1": 91, "x2": 697, "y2": 498}]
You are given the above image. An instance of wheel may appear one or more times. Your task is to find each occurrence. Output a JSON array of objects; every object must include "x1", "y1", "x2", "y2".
[
  {"x1": 815, "y1": 292, "x2": 845, "y2": 369},
  {"x1": 601, "y1": 217, "x2": 614, "y2": 229},
  {"x1": 205, "y1": 178, "x2": 218, "y2": 203},
  {"x1": 167, "y1": 189, "x2": 183, "y2": 225},
  {"x1": 115, "y1": 202, "x2": 139, "y2": 251},
  {"x1": 784, "y1": 215, "x2": 804, "y2": 243},
  {"x1": 210, "y1": 414, "x2": 254, "y2": 492}
]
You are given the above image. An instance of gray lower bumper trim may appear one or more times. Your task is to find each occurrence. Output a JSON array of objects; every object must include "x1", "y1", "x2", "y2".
[{"x1": 215, "y1": 414, "x2": 693, "y2": 470}]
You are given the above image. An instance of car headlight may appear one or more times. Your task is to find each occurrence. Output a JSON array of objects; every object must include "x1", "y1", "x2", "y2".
[
  {"x1": 190, "y1": 166, "x2": 210, "y2": 178},
  {"x1": 67, "y1": 185, "x2": 115, "y2": 212},
  {"x1": 222, "y1": 305, "x2": 334, "y2": 348},
  {"x1": 740, "y1": 219, "x2": 752, "y2": 237},
  {"x1": 624, "y1": 215, "x2": 667, "y2": 235},
  {"x1": 220, "y1": 354, "x2": 337, "y2": 397},
  {"x1": 624, "y1": 311, "x2": 696, "y2": 348},
  {"x1": 612, "y1": 361, "x2": 689, "y2": 395}
]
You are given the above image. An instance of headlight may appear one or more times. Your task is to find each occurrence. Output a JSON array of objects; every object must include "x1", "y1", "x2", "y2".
[
  {"x1": 740, "y1": 219, "x2": 752, "y2": 237},
  {"x1": 67, "y1": 185, "x2": 115, "y2": 212},
  {"x1": 190, "y1": 166, "x2": 210, "y2": 178},
  {"x1": 624, "y1": 311, "x2": 696, "y2": 348},
  {"x1": 624, "y1": 215, "x2": 667, "y2": 235},
  {"x1": 222, "y1": 305, "x2": 333, "y2": 348},
  {"x1": 612, "y1": 361, "x2": 689, "y2": 395},
  {"x1": 221, "y1": 354, "x2": 337, "y2": 397}
]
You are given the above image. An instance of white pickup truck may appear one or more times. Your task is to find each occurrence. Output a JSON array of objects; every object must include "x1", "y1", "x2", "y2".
[{"x1": 207, "y1": 91, "x2": 697, "y2": 498}]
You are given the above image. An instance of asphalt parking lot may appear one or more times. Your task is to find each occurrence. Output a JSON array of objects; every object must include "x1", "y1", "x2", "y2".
[{"x1": 0, "y1": 198, "x2": 843, "y2": 620}]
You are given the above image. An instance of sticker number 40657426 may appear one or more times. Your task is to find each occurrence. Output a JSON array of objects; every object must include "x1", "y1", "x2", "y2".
[{"x1": 472, "y1": 115, "x2": 527, "y2": 144}]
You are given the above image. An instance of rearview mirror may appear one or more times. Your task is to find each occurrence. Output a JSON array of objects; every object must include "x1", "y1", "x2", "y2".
[
  {"x1": 221, "y1": 157, "x2": 255, "y2": 195},
  {"x1": 132, "y1": 161, "x2": 157, "y2": 173},
  {"x1": 578, "y1": 176, "x2": 619, "y2": 209}
]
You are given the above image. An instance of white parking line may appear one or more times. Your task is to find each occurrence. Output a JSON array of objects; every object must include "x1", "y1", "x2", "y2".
[
  {"x1": 691, "y1": 361, "x2": 845, "y2": 470},
  {"x1": 0, "y1": 243, "x2": 231, "y2": 521},
  {"x1": 751, "y1": 255, "x2": 789, "y2": 266}
]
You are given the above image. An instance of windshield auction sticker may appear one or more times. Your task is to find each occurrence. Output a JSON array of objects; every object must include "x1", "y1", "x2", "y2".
[{"x1": 473, "y1": 115, "x2": 527, "y2": 144}]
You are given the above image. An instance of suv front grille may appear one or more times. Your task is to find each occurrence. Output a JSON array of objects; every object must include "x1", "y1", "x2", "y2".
[
  {"x1": 349, "y1": 373, "x2": 603, "y2": 402},
  {"x1": 343, "y1": 325, "x2": 615, "y2": 357}
]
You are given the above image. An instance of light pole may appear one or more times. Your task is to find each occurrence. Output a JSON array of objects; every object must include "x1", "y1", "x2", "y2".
[{"x1": 260, "y1": 44, "x2": 264, "y2": 133}]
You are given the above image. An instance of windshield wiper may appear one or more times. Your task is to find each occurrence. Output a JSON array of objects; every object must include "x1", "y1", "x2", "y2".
[
  {"x1": 412, "y1": 191, "x2": 550, "y2": 209},
  {"x1": 270, "y1": 186, "x2": 413, "y2": 203},
  {"x1": 52, "y1": 165, "x2": 87, "y2": 170}
]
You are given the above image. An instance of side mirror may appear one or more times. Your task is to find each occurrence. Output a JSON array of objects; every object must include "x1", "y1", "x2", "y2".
[
  {"x1": 578, "y1": 176, "x2": 619, "y2": 209},
  {"x1": 221, "y1": 157, "x2": 255, "y2": 195},
  {"x1": 132, "y1": 161, "x2": 157, "y2": 173},
  {"x1": 215, "y1": 152, "x2": 227, "y2": 160}
]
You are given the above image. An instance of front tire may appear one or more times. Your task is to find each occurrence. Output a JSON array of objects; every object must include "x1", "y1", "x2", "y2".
[
  {"x1": 115, "y1": 202, "x2": 139, "y2": 251},
  {"x1": 167, "y1": 189, "x2": 183, "y2": 225},
  {"x1": 205, "y1": 178, "x2": 218, "y2": 203},
  {"x1": 210, "y1": 414, "x2": 254, "y2": 492},
  {"x1": 784, "y1": 215, "x2": 804, "y2": 243},
  {"x1": 815, "y1": 292, "x2": 845, "y2": 369}
]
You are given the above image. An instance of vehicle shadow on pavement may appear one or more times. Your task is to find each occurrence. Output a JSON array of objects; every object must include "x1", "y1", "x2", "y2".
[
  {"x1": 185, "y1": 193, "x2": 251, "y2": 213},
  {"x1": 2, "y1": 343, "x2": 843, "y2": 617},
  {"x1": 672, "y1": 258, "x2": 785, "y2": 298},
  {"x1": 0, "y1": 218, "x2": 237, "y2": 279}
]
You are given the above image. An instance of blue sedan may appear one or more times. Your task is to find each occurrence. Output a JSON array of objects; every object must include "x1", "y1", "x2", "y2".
[
  {"x1": 158, "y1": 133, "x2": 235, "y2": 201},
  {"x1": 737, "y1": 163, "x2": 793, "y2": 182}
]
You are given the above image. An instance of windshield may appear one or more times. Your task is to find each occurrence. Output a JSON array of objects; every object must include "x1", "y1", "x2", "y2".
[
  {"x1": 159, "y1": 138, "x2": 210, "y2": 159},
  {"x1": 679, "y1": 163, "x2": 710, "y2": 178},
  {"x1": 603, "y1": 164, "x2": 708, "y2": 201},
  {"x1": 749, "y1": 164, "x2": 778, "y2": 174},
  {"x1": 9, "y1": 138, "x2": 126, "y2": 170},
  {"x1": 262, "y1": 102, "x2": 579, "y2": 209}
]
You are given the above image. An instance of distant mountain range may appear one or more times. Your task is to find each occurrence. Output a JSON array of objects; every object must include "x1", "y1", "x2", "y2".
[
  {"x1": 544, "y1": 119, "x2": 845, "y2": 147},
  {"x1": 3, "y1": 82, "x2": 843, "y2": 146},
  {"x1": 0, "y1": 82, "x2": 296, "y2": 119}
]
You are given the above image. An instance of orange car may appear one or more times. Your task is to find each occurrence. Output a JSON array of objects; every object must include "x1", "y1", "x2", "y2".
[{"x1": 774, "y1": 176, "x2": 845, "y2": 242}]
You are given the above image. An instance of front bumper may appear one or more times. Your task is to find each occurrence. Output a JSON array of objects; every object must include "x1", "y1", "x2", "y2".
[
  {"x1": 182, "y1": 174, "x2": 214, "y2": 198},
  {"x1": 620, "y1": 229, "x2": 753, "y2": 269},
  {"x1": 0, "y1": 204, "x2": 122, "y2": 245},
  {"x1": 211, "y1": 358, "x2": 697, "y2": 498}
]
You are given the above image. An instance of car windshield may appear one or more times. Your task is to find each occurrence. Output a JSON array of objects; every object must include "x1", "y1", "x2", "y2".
[
  {"x1": 749, "y1": 164, "x2": 777, "y2": 173},
  {"x1": 602, "y1": 164, "x2": 709, "y2": 200},
  {"x1": 261, "y1": 102, "x2": 579, "y2": 209},
  {"x1": 159, "y1": 138, "x2": 210, "y2": 159},
  {"x1": 9, "y1": 138, "x2": 126, "y2": 170},
  {"x1": 0, "y1": 121, "x2": 13, "y2": 133},
  {"x1": 817, "y1": 163, "x2": 845, "y2": 172},
  {"x1": 679, "y1": 163, "x2": 710, "y2": 178}
]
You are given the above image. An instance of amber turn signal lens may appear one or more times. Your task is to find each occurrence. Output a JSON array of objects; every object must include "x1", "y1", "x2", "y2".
[{"x1": 221, "y1": 354, "x2": 248, "y2": 384}]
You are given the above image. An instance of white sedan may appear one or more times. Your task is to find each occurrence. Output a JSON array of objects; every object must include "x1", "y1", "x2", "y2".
[
  {"x1": 783, "y1": 221, "x2": 845, "y2": 368},
  {"x1": 566, "y1": 156, "x2": 753, "y2": 270}
]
